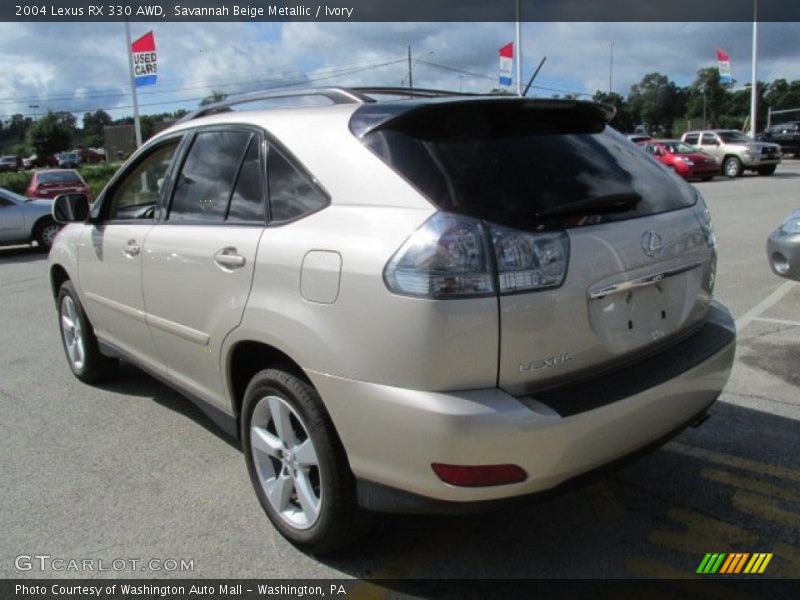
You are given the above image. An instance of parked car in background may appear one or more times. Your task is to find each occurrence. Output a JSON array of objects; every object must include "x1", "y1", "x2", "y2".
[
  {"x1": 640, "y1": 140, "x2": 720, "y2": 181},
  {"x1": 0, "y1": 155, "x2": 22, "y2": 173},
  {"x1": 681, "y1": 129, "x2": 781, "y2": 177},
  {"x1": 74, "y1": 148, "x2": 105, "y2": 164},
  {"x1": 27, "y1": 169, "x2": 92, "y2": 201},
  {"x1": 627, "y1": 134, "x2": 652, "y2": 144},
  {"x1": 759, "y1": 121, "x2": 800, "y2": 156},
  {"x1": 767, "y1": 209, "x2": 800, "y2": 281},
  {"x1": 49, "y1": 87, "x2": 735, "y2": 553},
  {"x1": 57, "y1": 152, "x2": 82, "y2": 169},
  {"x1": 0, "y1": 187, "x2": 61, "y2": 250},
  {"x1": 23, "y1": 154, "x2": 58, "y2": 169}
]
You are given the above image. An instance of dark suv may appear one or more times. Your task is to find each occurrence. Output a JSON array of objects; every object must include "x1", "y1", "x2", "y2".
[{"x1": 760, "y1": 121, "x2": 800, "y2": 156}]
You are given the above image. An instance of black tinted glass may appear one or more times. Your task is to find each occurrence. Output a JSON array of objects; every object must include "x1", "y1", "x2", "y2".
[
  {"x1": 268, "y1": 148, "x2": 327, "y2": 222},
  {"x1": 227, "y1": 138, "x2": 264, "y2": 222},
  {"x1": 363, "y1": 114, "x2": 696, "y2": 231},
  {"x1": 170, "y1": 131, "x2": 250, "y2": 223}
]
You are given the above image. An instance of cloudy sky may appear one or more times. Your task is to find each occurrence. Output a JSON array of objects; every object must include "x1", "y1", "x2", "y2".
[{"x1": 1, "y1": 20, "x2": 799, "y2": 122}]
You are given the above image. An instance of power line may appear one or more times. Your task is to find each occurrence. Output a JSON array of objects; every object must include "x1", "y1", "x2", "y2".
[
  {"x1": 0, "y1": 55, "x2": 409, "y2": 105},
  {"x1": 0, "y1": 58, "x2": 408, "y2": 120},
  {"x1": 417, "y1": 59, "x2": 592, "y2": 97}
]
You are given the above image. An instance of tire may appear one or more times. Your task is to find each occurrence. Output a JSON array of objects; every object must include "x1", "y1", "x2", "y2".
[
  {"x1": 34, "y1": 219, "x2": 62, "y2": 251},
  {"x1": 57, "y1": 281, "x2": 118, "y2": 383},
  {"x1": 757, "y1": 165, "x2": 777, "y2": 176},
  {"x1": 723, "y1": 156, "x2": 743, "y2": 178},
  {"x1": 242, "y1": 368, "x2": 364, "y2": 554}
]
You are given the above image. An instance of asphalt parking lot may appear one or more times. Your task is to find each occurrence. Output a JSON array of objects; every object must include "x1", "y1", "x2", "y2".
[{"x1": 1, "y1": 163, "x2": 799, "y2": 585}]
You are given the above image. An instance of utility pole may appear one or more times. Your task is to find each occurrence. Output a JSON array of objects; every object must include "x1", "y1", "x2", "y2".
[
  {"x1": 125, "y1": 20, "x2": 143, "y2": 148},
  {"x1": 609, "y1": 41, "x2": 615, "y2": 94},
  {"x1": 702, "y1": 85, "x2": 707, "y2": 129},
  {"x1": 28, "y1": 104, "x2": 39, "y2": 120},
  {"x1": 407, "y1": 46, "x2": 413, "y2": 89},
  {"x1": 749, "y1": 0, "x2": 758, "y2": 139}
]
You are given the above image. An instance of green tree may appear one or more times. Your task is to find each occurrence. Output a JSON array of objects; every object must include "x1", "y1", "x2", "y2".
[
  {"x1": 26, "y1": 111, "x2": 74, "y2": 158},
  {"x1": 685, "y1": 68, "x2": 728, "y2": 128},
  {"x1": 199, "y1": 90, "x2": 227, "y2": 106},
  {"x1": 82, "y1": 110, "x2": 112, "y2": 148},
  {"x1": 627, "y1": 72, "x2": 686, "y2": 135},
  {"x1": 592, "y1": 90, "x2": 635, "y2": 132}
]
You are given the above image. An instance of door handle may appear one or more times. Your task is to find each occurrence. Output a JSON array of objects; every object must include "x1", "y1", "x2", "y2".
[
  {"x1": 213, "y1": 247, "x2": 246, "y2": 270},
  {"x1": 123, "y1": 240, "x2": 141, "y2": 257}
]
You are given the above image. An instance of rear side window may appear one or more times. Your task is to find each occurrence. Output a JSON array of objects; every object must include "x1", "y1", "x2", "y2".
[
  {"x1": 360, "y1": 102, "x2": 696, "y2": 231},
  {"x1": 700, "y1": 133, "x2": 717, "y2": 145},
  {"x1": 683, "y1": 133, "x2": 699, "y2": 145},
  {"x1": 227, "y1": 138, "x2": 264, "y2": 222},
  {"x1": 169, "y1": 131, "x2": 250, "y2": 223},
  {"x1": 267, "y1": 147, "x2": 328, "y2": 222}
]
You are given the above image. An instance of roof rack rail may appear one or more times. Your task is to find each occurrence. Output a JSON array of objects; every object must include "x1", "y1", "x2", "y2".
[
  {"x1": 351, "y1": 86, "x2": 476, "y2": 98},
  {"x1": 176, "y1": 87, "x2": 375, "y2": 124}
]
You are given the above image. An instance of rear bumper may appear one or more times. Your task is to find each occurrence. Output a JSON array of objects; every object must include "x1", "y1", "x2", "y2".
[{"x1": 308, "y1": 302, "x2": 736, "y2": 509}]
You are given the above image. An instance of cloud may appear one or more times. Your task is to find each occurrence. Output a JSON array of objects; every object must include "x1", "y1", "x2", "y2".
[{"x1": 0, "y1": 20, "x2": 798, "y2": 121}]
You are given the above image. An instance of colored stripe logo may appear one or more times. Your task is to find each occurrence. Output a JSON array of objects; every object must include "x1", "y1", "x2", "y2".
[{"x1": 697, "y1": 553, "x2": 773, "y2": 574}]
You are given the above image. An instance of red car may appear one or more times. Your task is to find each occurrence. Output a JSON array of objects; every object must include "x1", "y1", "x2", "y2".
[
  {"x1": 26, "y1": 169, "x2": 92, "y2": 201},
  {"x1": 639, "y1": 140, "x2": 720, "y2": 181}
]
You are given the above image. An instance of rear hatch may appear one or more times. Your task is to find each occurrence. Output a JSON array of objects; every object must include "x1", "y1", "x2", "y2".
[{"x1": 354, "y1": 98, "x2": 716, "y2": 395}]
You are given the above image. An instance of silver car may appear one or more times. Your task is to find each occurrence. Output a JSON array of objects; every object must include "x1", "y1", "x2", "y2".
[
  {"x1": 49, "y1": 88, "x2": 736, "y2": 553},
  {"x1": 767, "y1": 209, "x2": 800, "y2": 281},
  {"x1": 0, "y1": 187, "x2": 61, "y2": 250}
]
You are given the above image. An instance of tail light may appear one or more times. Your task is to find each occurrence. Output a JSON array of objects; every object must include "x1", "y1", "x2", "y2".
[
  {"x1": 384, "y1": 212, "x2": 569, "y2": 299},
  {"x1": 432, "y1": 463, "x2": 527, "y2": 487}
]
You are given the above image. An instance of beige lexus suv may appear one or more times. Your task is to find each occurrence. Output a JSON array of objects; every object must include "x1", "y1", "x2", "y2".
[{"x1": 49, "y1": 87, "x2": 736, "y2": 553}]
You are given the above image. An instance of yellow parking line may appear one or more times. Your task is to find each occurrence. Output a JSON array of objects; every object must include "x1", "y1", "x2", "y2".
[
  {"x1": 733, "y1": 491, "x2": 800, "y2": 528},
  {"x1": 668, "y1": 442, "x2": 800, "y2": 484},
  {"x1": 648, "y1": 508, "x2": 759, "y2": 555},
  {"x1": 700, "y1": 468, "x2": 800, "y2": 503}
]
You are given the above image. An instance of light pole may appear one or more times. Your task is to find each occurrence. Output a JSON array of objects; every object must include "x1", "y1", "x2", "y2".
[
  {"x1": 28, "y1": 104, "x2": 39, "y2": 119},
  {"x1": 750, "y1": 0, "x2": 758, "y2": 139}
]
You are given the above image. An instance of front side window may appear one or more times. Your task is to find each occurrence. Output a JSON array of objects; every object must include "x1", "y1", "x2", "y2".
[
  {"x1": 169, "y1": 130, "x2": 251, "y2": 223},
  {"x1": 267, "y1": 147, "x2": 328, "y2": 222},
  {"x1": 106, "y1": 140, "x2": 180, "y2": 221}
]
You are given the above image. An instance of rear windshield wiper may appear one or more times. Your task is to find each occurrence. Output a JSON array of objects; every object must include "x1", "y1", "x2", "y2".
[{"x1": 533, "y1": 192, "x2": 642, "y2": 220}]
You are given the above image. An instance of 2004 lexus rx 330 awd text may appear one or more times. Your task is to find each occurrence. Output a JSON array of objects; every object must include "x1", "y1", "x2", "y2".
[{"x1": 49, "y1": 87, "x2": 735, "y2": 553}]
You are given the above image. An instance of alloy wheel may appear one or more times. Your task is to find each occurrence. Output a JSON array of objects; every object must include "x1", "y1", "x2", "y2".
[
  {"x1": 60, "y1": 296, "x2": 85, "y2": 371},
  {"x1": 250, "y1": 394, "x2": 322, "y2": 530}
]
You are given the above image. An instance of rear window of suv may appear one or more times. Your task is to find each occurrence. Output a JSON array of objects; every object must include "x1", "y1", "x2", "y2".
[
  {"x1": 37, "y1": 171, "x2": 81, "y2": 183},
  {"x1": 359, "y1": 101, "x2": 696, "y2": 231}
]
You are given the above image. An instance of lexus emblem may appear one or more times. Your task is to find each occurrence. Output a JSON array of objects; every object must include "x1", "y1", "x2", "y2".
[{"x1": 642, "y1": 231, "x2": 662, "y2": 257}]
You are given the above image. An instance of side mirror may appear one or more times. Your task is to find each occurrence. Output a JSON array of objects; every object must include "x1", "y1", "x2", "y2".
[{"x1": 53, "y1": 193, "x2": 90, "y2": 223}]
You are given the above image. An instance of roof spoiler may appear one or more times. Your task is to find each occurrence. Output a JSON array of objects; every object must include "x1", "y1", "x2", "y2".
[{"x1": 350, "y1": 98, "x2": 616, "y2": 139}]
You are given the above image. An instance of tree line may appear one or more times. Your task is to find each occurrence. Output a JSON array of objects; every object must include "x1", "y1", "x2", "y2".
[
  {"x1": 590, "y1": 68, "x2": 800, "y2": 136},
  {"x1": 3, "y1": 73, "x2": 800, "y2": 158}
]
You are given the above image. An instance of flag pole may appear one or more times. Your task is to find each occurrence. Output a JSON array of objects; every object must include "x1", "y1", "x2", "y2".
[
  {"x1": 749, "y1": 0, "x2": 758, "y2": 139},
  {"x1": 515, "y1": 0, "x2": 522, "y2": 96},
  {"x1": 125, "y1": 20, "x2": 143, "y2": 148}
]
